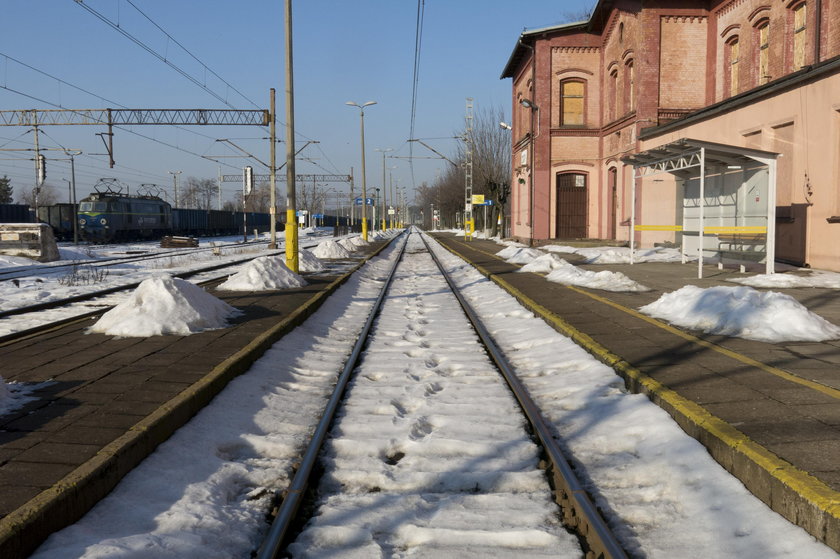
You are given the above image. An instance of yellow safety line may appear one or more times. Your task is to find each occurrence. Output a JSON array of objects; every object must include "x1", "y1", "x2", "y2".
[
  {"x1": 435, "y1": 236, "x2": 840, "y2": 522},
  {"x1": 564, "y1": 285, "x2": 840, "y2": 400},
  {"x1": 447, "y1": 237, "x2": 840, "y2": 401}
]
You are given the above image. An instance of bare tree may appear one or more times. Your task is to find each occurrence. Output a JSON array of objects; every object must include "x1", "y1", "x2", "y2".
[
  {"x1": 17, "y1": 183, "x2": 58, "y2": 208},
  {"x1": 463, "y1": 104, "x2": 511, "y2": 236},
  {"x1": 416, "y1": 103, "x2": 511, "y2": 234},
  {"x1": 181, "y1": 177, "x2": 217, "y2": 210}
]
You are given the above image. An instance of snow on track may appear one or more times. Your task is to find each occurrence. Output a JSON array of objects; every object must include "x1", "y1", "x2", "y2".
[{"x1": 288, "y1": 232, "x2": 579, "y2": 558}]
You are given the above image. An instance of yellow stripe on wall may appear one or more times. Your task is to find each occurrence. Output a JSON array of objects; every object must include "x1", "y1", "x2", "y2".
[{"x1": 634, "y1": 225, "x2": 683, "y2": 231}]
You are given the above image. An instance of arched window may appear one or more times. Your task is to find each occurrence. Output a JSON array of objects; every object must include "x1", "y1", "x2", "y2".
[
  {"x1": 624, "y1": 59, "x2": 635, "y2": 113},
  {"x1": 560, "y1": 80, "x2": 585, "y2": 126},
  {"x1": 726, "y1": 36, "x2": 740, "y2": 97},
  {"x1": 609, "y1": 68, "x2": 618, "y2": 121},
  {"x1": 792, "y1": 2, "x2": 807, "y2": 70},
  {"x1": 756, "y1": 20, "x2": 770, "y2": 84},
  {"x1": 618, "y1": 22, "x2": 624, "y2": 44}
]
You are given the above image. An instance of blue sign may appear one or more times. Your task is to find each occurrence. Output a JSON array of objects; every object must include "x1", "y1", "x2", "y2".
[
  {"x1": 354, "y1": 197, "x2": 375, "y2": 206},
  {"x1": 474, "y1": 200, "x2": 494, "y2": 206},
  {"x1": 312, "y1": 213, "x2": 324, "y2": 219}
]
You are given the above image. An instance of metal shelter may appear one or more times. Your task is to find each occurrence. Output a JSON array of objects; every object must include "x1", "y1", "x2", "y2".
[{"x1": 621, "y1": 138, "x2": 779, "y2": 278}]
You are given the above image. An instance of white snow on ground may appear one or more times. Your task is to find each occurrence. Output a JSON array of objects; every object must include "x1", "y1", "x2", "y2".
[
  {"x1": 298, "y1": 248, "x2": 325, "y2": 273},
  {"x1": 288, "y1": 232, "x2": 578, "y2": 558},
  {"x1": 519, "y1": 253, "x2": 566, "y2": 273},
  {"x1": 426, "y1": 233, "x2": 837, "y2": 558},
  {"x1": 31, "y1": 236, "x2": 407, "y2": 559},
  {"x1": 0, "y1": 377, "x2": 50, "y2": 416},
  {"x1": 545, "y1": 259, "x2": 651, "y2": 292},
  {"x1": 640, "y1": 285, "x2": 840, "y2": 342},
  {"x1": 730, "y1": 269, "x2": 840, "y2": 288},
  {"x1": 512, "y1": 249, "x2": 649, "y2": 292},
  {"x1": 217, "y1": 256, "x2": 307, "y2": 291},
  {"x1": 314, "y1": 239, "x2": 352, "y2": 259},
  {"x1": 88, "y1": 275, "x2": 241, "y2": 337},
  {"x1": 540, "y1": 244, "x2": 687, "y2": 264},
  {"x1": 7, "y1": 230, "x2": 839, "y2": 557},
  {"x1": 495, "y1": 245, "x2": 541, "y2": 262},
  {"x1": 349, "y1": 235, "x2": 370, "y2": 247}
]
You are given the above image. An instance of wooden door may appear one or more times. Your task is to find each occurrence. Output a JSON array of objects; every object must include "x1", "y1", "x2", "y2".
[{"x1": 556, "y1": 173, "x2": 587, "y2": 238}]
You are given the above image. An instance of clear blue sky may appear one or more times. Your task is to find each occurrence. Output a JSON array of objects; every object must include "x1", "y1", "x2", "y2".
[{"x1": 1, "y1": 0, "x2": 593, "y2": 207}]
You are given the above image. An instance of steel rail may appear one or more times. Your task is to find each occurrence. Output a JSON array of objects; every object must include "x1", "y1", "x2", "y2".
[
  {"x1": 0, "y1": 238, "x2": 270, "y2": 282},
  {"x1": 420, "y1": 232, "x2": 628, "y2": 559},
  {"x1": 255, "y1": 232, "x2": 409, "y2": 559}
]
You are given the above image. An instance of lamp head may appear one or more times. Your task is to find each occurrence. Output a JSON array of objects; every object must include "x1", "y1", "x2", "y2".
[
  {"x1": 520, "y1": 98, "x2": 538, "y2": 110},
  {"x1": 499, "y1": 122, "x2": 512, "y2": 130}
]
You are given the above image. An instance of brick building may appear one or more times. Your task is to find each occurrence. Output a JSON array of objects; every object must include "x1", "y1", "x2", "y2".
[{"x1": 501, "y1": 0, "x2": 840, "y2": 271}]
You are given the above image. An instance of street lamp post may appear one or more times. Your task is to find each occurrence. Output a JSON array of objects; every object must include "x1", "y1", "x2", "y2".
[
  {"x1": 375, "y1": 148, "x2": 392, "y2": 231},
  {"x1": 346, "y1": 101, "x2": 377, "y2": 241},
  {"x1": 374, "y1": 188, "x2": 380, "y2": 232}
]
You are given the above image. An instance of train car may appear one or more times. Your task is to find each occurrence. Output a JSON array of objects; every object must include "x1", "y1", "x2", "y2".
[
  {"x1": 37, "y1": 203, "x2": 77, "y2": 240},
  {"x1": 78, "y1": 182, "x2": 171, "y2": 243},
  {"x1": 0, "y1": 203, "x2": 34, "y2": 224}
]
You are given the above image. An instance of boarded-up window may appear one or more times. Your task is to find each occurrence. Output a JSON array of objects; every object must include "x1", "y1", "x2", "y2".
[
  {"x1": 793, "y1": 3, "x2": 807, "y2": 70},
  {"x1": 758, "y1": 21, "x2": 770, "y2": 84},
  {"x1": 729, "y1": 38, "x2": 740, "y2": 97},
  {"x1": 560, "y1": 80, "x2": 585, "y2": 126},
  {"x1": 624, "y1": 60, "x2": 634, "y2": 113}
]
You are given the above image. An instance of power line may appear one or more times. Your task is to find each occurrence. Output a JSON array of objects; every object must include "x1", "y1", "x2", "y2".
[
  {"x1": 123, "y1": 0, "x2": 262, "y2": 111},
  {"x1": 75, "y1": 0, "x2": 242, "y2": 110},
  {"x1": 408, "y1": 0, "x2": 426, "y2": 190}
]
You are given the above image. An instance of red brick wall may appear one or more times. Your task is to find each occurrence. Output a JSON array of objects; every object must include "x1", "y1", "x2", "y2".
[{"x1": 660, "y1": 16, "x2": 708, "y2": 108}]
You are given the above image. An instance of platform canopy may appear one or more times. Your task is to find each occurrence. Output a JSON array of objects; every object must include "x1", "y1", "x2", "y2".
[{"x1": 621, "y1": 138, "x2": 779, "y2": 278}]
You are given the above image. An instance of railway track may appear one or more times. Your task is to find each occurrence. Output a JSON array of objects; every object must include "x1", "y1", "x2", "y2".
[
  {"x1": 257, "y1": 229, "x2": 626, "y2": 558},
  {"x1": 0, "y1": 235, "x2": 342, "y2": 342},
  {"x1": 0, "y1": 237, "x2": 271, "y2": 283}
]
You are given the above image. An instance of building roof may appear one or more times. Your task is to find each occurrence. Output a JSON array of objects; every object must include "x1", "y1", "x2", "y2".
[
  {"x1": 499, "y1": 21, "x2": 587, "y2": 80},
  {"x1": 499, "y1": 0, "x2": 614, "y2": 80}
]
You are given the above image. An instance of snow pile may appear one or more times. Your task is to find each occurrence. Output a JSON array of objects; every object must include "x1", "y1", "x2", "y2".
[
  {"x1": 640, "y1": 285, "x2": 840, "y2": 342},
  {"x1": 497, "y1": 246, "x2": 543, "y2": 264},
  {"x1": 313, "y1": 240, "x2": 352, "y2": 259},
  {"x1": 573, "y1": 246, "x2": 686, "y2": 264},
  {"x1": 217, "y1": 256, "x2": 307, "y2": 291},
  {"x1": 298, "y1": 248, "x2": 325, "y2": 273},
  {"x1": 519, "y1": 253, "x2": 566, "y2": 274},
  {"x1": 545, "y1": 259, "x2": 650, "y2": 292},
  {"x1": 730, "y1": 269, "x2": 840, "y2": 289},
  {"x1": 89, "y1": 275, "x2": 240, "y2": 337},
  {"x1": 338, "y1": 238, "x2": 358, "y2": 252},
  {"x1": 348, "y1": 235, "x2": 370, "y2": 247}
]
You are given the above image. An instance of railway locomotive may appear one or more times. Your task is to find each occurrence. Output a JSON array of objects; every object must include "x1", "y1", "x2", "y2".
[
  {"x1": 77, "y1": 181, "x2": 172, "y2": 243},
  {"x1": 73, "y1": 179, "x2": 277, "y2": 243}
]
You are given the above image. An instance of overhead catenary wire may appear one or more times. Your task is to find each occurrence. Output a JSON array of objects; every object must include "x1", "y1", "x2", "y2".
[
  {"x1": 75, "y1": 0, "x2": 244, "y2": 111},
  {"x1": 122, "y1": 0, "x2": 263, "y2": 111},
  {"x1": 408, "y1": 0, "x2": 425, "y2": 191}
]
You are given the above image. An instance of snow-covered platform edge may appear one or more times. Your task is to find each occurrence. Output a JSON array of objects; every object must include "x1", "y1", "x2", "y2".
[{"x1": 433, "y1": 236, "x2": 840, "y2": 553}]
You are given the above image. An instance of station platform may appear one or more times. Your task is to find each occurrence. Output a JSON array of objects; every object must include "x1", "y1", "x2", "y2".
[
  {"x1": 0, "y1": 240, "x2": 390, "y2": 559},
  {"x1": 431, "y1": 232, "x2": 840, "y2": 553}
]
